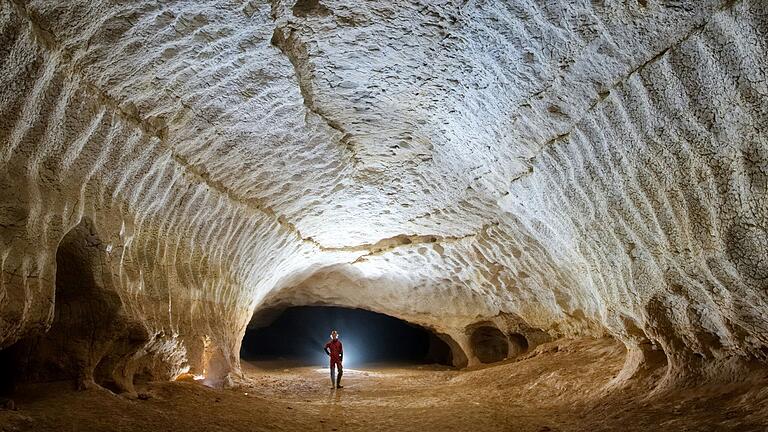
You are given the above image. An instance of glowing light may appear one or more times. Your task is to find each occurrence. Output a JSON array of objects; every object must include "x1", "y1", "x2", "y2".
[
  {"x1": 193, "y1": 374, "x2": 205, "y2": 381},
  {"x1": 314, "y1": 367, "x2": 368, "y2": 375}
]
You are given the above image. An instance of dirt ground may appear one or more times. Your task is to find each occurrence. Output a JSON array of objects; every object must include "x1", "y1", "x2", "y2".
[{"x1": 1, "y1": 338, "x2": 767, "y2": 432}]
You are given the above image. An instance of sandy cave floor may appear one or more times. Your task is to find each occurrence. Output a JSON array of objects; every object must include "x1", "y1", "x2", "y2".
[{"x1": 1, "y1": 338, "x2": 767, "y2": 432}]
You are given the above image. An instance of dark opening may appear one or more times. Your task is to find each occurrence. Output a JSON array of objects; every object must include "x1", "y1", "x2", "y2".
[
  {"x1": 0, "y1": 219, "x2": 140, "y2": 394},
  {"x1": 241, "y1": 306, "x2": 453, "y2": 366},
  {"x1": 0, "y1": 221, "x2": 104, "y2": 392},
  {"x1": 292, "y1": 0, "x2": 331, "y2": 17},
  {"x1": 508, "y1": 333, "x2": 529, "y2": 357},
  {"x1": 470, "y1": 326, "x2": 509, "y2": 364}
]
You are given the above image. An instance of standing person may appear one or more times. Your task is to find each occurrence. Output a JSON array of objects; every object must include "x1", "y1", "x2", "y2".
[{"x1": 324, "y1": 330, "x2": 343, "y2": 389}]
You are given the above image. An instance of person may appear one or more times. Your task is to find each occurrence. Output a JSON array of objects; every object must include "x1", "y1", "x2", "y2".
[{"x1": 324, "y1": 330, "x2": 343, "y2": 389}]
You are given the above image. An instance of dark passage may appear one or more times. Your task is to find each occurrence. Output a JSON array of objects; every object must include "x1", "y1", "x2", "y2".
[
  {"x1": 241, "y1": 306, "x2": 453, "y2": 366},
  {"x1": 0, "y1": 218, "x2": 145, "y2": 394}
]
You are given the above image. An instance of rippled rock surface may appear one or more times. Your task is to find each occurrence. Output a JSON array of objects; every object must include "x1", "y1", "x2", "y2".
[{"x1": 0, "y1": 0, "x2": 766, "y2": 392}]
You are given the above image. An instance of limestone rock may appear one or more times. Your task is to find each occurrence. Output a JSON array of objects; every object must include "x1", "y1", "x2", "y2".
[{"x1": 0, "y1": 0, "x2": 766, "y2": 391}]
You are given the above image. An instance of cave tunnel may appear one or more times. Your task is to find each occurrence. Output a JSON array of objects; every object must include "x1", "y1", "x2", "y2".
[
  {"x1": 240, "y1": 306, "x2": 454, "y2": 367},
  {"x1": 3, "y1": 0, "x2": 768, "y2": 430}
]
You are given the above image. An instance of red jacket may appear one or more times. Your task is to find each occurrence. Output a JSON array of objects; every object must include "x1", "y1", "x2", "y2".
[{"x1": 324, "y1": 339, "x2": 343, "y2": 363}]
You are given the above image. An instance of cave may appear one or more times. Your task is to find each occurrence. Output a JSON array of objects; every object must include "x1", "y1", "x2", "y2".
[
  {"x1": 1, "y1": 0, "x2": 768, "y2": 431},
  {"x1": 241, "y1": 306, "x2": 453, "y2": 366},
  {"x1": 470, "y1": 326, "x2": 510, "y2": 364},
  {"x1": 507, "y1": 333, "x2": 529, "y2": 358}
]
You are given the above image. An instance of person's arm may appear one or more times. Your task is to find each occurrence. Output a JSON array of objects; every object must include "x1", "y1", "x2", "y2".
[
  {"x1": 339, "y1": 341, "x2": 343, "y2": 361},
  {"x1": 324, "y1": 342, "x2": 331, "y2": 356}
]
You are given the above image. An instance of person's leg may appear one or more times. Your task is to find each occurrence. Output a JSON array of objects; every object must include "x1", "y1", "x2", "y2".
[
  {"x1": 330, "y1": 362, "x2": 336, "y2": 388},
  {"x1": 336, "y1": 362, "x2": 343, "y2": 388}
]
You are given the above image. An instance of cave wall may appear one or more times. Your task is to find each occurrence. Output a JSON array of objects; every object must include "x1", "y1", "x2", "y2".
[
  {"x1": 1, "y1": 218, "x2": 145, "y2": 391},
  {"x1": 0, "y1": 0, "x2": 314, "y2": 389},
  {"x1": 0, "y1": 0, "x2": 766, "y2": 391}
]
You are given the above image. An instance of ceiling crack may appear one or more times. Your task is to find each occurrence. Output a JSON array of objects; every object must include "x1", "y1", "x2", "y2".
[
  {"x1": 510, "y1": 0, "x2": 743, "y2": 185},
  {"x1": 341, "y1": 221, "x2": 500, "y2": 263},
  {"x1": 269, "y1": 4, "x2": 360, "y2": 165}
]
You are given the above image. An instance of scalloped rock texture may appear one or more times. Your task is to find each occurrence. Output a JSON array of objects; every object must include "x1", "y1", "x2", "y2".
[{"x1": 0, "y1": 0, "x2": 767, "y2": 391}]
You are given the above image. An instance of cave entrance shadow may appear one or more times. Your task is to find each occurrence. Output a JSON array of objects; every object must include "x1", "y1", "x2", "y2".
[
  {"x1": 0, "y1": 218, "x2": 144, "y2": 396},
  {"x1": 470, "y1": 326, "x2": 510, "y2": 364},
  {"x1": 240, "y1": 306, "x2": 454, "y2": 368}
]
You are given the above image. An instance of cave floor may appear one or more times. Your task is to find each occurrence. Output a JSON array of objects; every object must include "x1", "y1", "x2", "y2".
[{"x1": 1, "y1": 338, "x2": 767, "y2": 432}]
